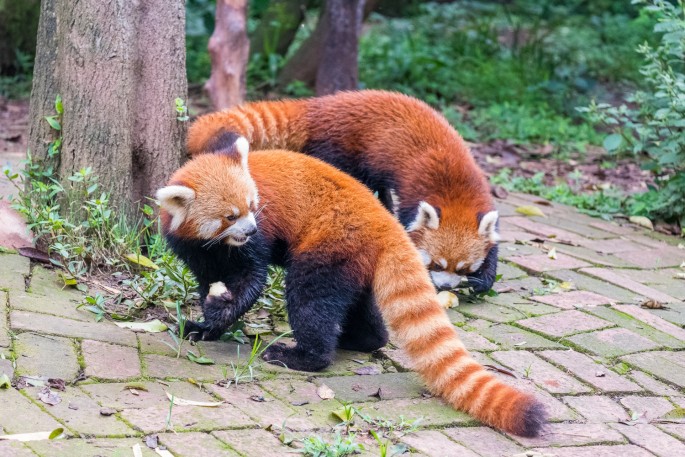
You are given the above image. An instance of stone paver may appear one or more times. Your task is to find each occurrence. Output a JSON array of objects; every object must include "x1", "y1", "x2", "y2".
[
  {"x1": 14, "y1": 332, "x2": 80, "y2": 380},
  {"x1": 213, "y1": 429, "x2": 292, "y2": 457},
  {"x1": 1, "y1": 190, "x2": 684, "y2": 456},
  {"x1": 159, "y1": 432, "x2": 242, "y2": 457},
  {"x1": 443, "y1": 426, "x2": 525, "y2": 456},
  {"x1": 533, "y1": 445, "x2": 656, "y2": 457},
  {"x1": 490, "y1": 350, "x2": 591, "y2": 394},
  {"x1": 518, "y1": 309, "x2": 613, "y2": 337},
  {"x1": 580, "y1": 267, "x2": 679, "y2": 303},
  {"x1": 401, "y1": 430, "x2": 480, "y2": 456},
  {"x1": 508, "y1": 253, "x2": 591, "y2": 273},
  {"x1": 531, "y1": 290, "x2": 615, "y2": 309},
  {"x1": 10, "y1": 310, "x2": 137, "y2": 346},
  {"x1": 511, "y1": 423, "x2": 625, "y2": 447},
  {"x1": 539, "y1": 350, "x2": 642, "y2": 392},
  {"x1": 622, "y1": 351, "x2": 685, "y2": 388},
  {"x1": 568, "y1": 327, "x2": 661, "y2": 357},
  {"x1": 26, "y1": 438, "x2": 158, "y2": 457},
  {"x1": 620, "y1": 395, "x2": 675, "y2": 420},
  {"x1": 473, "y1": 321, "x2": 565, "y2": 350},
  {"x1": 0, "y1": 388, "x2": 63, "y2": 435},
  {"x1": 563, "y1": 395, "x2": 629, "y2": 423},
  {"x1": 82, "y1": 340, "x2": 141, "y2": 380},
  {"x1": 611, "y1": 423, "x2": 685, "y2": 457}
]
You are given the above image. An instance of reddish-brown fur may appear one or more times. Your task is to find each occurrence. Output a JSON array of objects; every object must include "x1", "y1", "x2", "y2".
[
  {"x1": 187, "y1": 91, "x2": 497, "y2": 288},
  {"x1": 160, "y1": 151, "x2": 544, "y2": 436}
]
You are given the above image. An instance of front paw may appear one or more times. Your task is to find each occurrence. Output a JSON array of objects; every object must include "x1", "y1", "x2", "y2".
[{"x1": 181, "y1": 320, "x2": 224, "y2": 342}]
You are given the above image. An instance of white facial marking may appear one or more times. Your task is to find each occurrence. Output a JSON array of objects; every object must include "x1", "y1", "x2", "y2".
[
  {"x1": 470, "y1": 258, "x2": 485, "y2": 273},
  {"x1": 456, "y1": 261, "x2": 466, "y2": 270},
  {"x1": 407, "y1": 201, "x2": 440, "y2": 232},
  {"x1": 418, "y1": 249, "x2": 431, "y2": 266},
  {"x1": 225, "y1": 212, "x2": 258, "y2": 246},
  {"x1": 209, "y1": 281, "x2": 228, "y2": 297},
  {"x1": 478, "y1": 210, "x2": 500, "y2": 243},
  {"x1": 155, "y1": 185, "x2": 196, "y2": 231},
  {"x1": 430, "y1": 271, "x2": 463, "y2": 290},
  {"x1": 198, "y1": 219, "x2": 221, "y2": 238},
  {"x1": 438, "y1": 258, "x2": 448, "y2": 269}
]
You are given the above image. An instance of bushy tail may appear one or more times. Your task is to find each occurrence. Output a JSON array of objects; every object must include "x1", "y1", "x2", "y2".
[
  {"x1": 373, "y1": 249, "x2": 546, "y2": 437},
  {"x1": 187, "y1": 99, "x2": 309, "y2": 156}
]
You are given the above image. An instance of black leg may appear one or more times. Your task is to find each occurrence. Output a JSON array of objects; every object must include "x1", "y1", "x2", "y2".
[
  {"x1": 377, "y1": 188, "x2": 396, "y2": 214},
  {"x1": 262, "y1": 256, "x2": 359, "y2": 372},
  {"x1": 337, "y1": 290, "x2": 389, "y2": 352}
]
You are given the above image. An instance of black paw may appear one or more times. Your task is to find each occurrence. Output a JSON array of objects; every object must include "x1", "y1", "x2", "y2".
[
  {"x1": 181, "y1": 320, "x2": 224, "y2": 342},
  {"x1": 262, "y1": 343, "x2": 330, "y2": 372}
]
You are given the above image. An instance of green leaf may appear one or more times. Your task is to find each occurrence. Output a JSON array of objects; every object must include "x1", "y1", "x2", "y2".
[
  {"x1": 54, "y1": 95, "x2": 63, "y2": 114},
  {"x1": 124, "y1": 253, "x2": 159, "y2": 270},
  {"x1": 186, "y1": 351, "x2": 215, "y2": 365},
  {"x1": 58, "y1": 273, "x2": 78, "y2": 287},
  {"x1": 515, "y1": 205, "x2": 546, "y2": 217},
  {"x1": 48, "y1": 428, "x2": 64, "y2": 440},
  {"x1": 603, "y1": 133, "x2": 622, "y2": 152},
  {"x1": 44, "y1": 116, "x2": 61, "y2": 131},
  {"x1": 115, "y1": 319, "x2": 168, "y2": 333},
  {"x1": 0, "y1": 373, "x2": 11, "y2": 389}
]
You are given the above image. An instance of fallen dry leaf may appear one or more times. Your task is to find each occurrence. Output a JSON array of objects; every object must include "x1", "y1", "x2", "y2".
[
  {"x1": 17, "y1": 247, "x2": 52, "y2": 264},
  {"x1": 0, "y1": 428, "x2": 64, "y2": 442},
  {"x1": 674, "y1": 272, "x2": 685, "y2": 280},
  {"x1": 491, "y1": 185, "x2": 509, "y2": 199},
  {"x1": 145, "y1": 435, "x2": 159, "y2": 449},
  {"x1": 629, "y1": 215, "x2": 654, "y2": 231},
  {"x1": 483, "y1": 364, "x2": 517, "y2": 378},
  {"x1": 115, "y1": 319, "x2": 168, "y2": 333},
  {"x1": 100, "y1": 407, "x2": 117, "y2": 416},
  {"x1": 47, "y1": 378, "x2": 66, "y2": 391},
  {"x1": 316, "y1": 384, "x2": 335, "y2": 400},
  {"x1": 641, "y1": 299, "x2": 666, "y2": 310},
  {"x1": 154, "y1": 448, "x2": 175, "y2": 457},
  {"x1": 515, "y1": 205, "x2": 546, "y2": 217},
  {"x1": 547, "y1": 247, "x2": 557, "y2": 260},
  {"x1": 165, "y1": 391, "x2": 224, "y2": 407},
  {"x1": 133, "y1": 443, "x2": 143, "y2": 457},
  {"x1": 38, "y1": 387, "x2": 61, "y2": 406}
]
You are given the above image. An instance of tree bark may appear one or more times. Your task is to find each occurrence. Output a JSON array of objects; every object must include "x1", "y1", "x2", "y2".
[
  {"x1": 28, "y1": 0, "x2": 187, "y2": 212},
  {"x1": 205, "y1": 0, "x2": 249, "y2": 110},
  {"x1": 249, "y1": 0, "x2": 309, "y2": 60},
  {"x1": 315, "y1": 0, "x2": 365, "y2": 95}
]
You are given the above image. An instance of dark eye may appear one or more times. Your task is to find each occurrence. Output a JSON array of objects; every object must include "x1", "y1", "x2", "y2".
[
  {"x1": 226, "y1": 214, "x2": 238, "y2": 222},
  {"x1": 431, "y1": 262, "x2": 445, "y2": 271}
]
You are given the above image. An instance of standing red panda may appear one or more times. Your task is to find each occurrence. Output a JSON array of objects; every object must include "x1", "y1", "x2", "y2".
[
  {"x1": 156, "y1": 140, "x2": 545, "y2": 437},
  {"x1": 186, "y1": 90, "x2": 499, "y2": 293}
]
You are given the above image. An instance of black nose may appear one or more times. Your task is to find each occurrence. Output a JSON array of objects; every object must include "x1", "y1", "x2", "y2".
[{"x1": 244, "y1": 226, "x2": 257, "y2": 237}]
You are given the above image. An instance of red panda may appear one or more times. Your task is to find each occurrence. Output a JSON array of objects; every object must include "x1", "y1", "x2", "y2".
[
  {"x1": 186, "y1": 90, "x2": 500, "y2": 293},
  {"x1": 156, "y1": 140, "x2": 545, "y2": 437}
]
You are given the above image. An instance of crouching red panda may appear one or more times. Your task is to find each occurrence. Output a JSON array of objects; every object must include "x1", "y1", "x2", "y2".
[
  {"x1": 186, "y1": 90, "x2": 500, "y2": 293},
  {"x1": 156, "y1": 139, "x2": 545, "y2": 437}
]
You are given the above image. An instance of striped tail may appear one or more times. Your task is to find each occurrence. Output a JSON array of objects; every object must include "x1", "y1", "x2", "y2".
[
  {"x1": 373, "y1": 248, "x2": 546, "y2": 437},
  {"x1": 187, "y1": 99, "x2": 309, "y2": 156}
]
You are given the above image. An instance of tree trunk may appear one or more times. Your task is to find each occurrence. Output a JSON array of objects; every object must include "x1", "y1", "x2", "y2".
[
  {"x1": 205, "y1": 0, "x2": 249, "y2": 110},
  {"x1": 250, "y1": 0, "x2": 309, "y2": 60},
  {"x1": 315, "y1": 0, "x2": 365, "y2": 95},
  {"x1": 278, "y1": 0, "x2": 369, "y2": 91},
  {"x1": 27, "y1": 0, "x2": 187, "y2": 212}
]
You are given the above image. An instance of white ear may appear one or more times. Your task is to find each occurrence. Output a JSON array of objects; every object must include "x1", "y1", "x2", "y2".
[
  {"x1": 478, "y1": 210, "x2": 500, "y2": 243},
  {"x1": 407, "y1": 201, "x2": 440, "y2": 232},
  {"x1": 156, "y1": 185, "x2": 196, "y2": 231},
  {"x1": 235, "y1": 136, "x2": 249, "y2": 170}
]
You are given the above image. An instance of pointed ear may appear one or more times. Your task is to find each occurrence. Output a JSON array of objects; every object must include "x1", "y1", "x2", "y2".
[
  {"x1": 407, "y1": 201, "x2": 440, "y2": 232},
  {"x1": 478, "y1": 210, "x2": 500, "y2": 243},
  {"x1": 234, "y1": 136, "x2": 249, "y2": 170},
  {"x1": 156, "y1": 185, "x2": 195, "y2": 231}
]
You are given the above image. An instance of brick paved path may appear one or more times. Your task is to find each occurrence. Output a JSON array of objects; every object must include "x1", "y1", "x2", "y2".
[{"x1": 1, "y1": 193, "x2": 684, "y2": 456}]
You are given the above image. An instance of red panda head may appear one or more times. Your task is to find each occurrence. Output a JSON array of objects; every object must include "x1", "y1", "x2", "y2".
[
  {"x1": 156, "y1": 137, "x2": 260, "y2": 247},
  {"x1": 407, "y1": 201, "x2": 500, "y2": 290}
]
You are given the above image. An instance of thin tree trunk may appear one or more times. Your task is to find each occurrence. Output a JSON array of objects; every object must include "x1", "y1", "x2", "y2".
[
  {"x1": 278, "y1": 0, "x2": 369, "y2": 91},
  {"x1": 315, "y1": 0, "x2": 365, "y2": 95},
  {"x1": 28, "y1": 0, "x2": 187, "y2": 213},
  {"x1": 205, "y1": 0, "x2": 249, "y2": 110}
]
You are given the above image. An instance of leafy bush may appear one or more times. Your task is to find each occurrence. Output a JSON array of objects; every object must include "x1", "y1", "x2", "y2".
[{"x1": 579, "y1": 0, "x2": 685, "y2": 227}]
